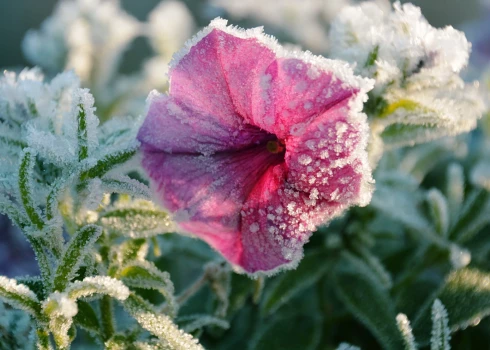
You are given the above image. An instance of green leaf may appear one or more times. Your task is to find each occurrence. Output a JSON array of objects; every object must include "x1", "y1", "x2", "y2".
[
  {"x1": 77, "y1": 103, "x2": 89, "y2": 161},
  {"x1": 413, "y1": 268, "x2": 490, "y2": 345},
  {"x1": 446, "y1": 163, "x2": 465, "y2": 223},
  {"x1": 118, "y1": 261, "x2": 177, "y2": 317},
  {"x1": 334, "y1": 252, "x2": 404, "y2": 350},
  {"x1": 80, "y1": 147, "x2": 137, "y2": 181},
  {"x1": 74, "y1": 300, "x2": 101, "y2": 336},
  {"x1": 431, "y1": 299, "x2": 451, "y2": 350},
  {"x1": 65, "y1": 276, "x2": 129, "y2": 301},
  {"x1": 101, "y1": 176, "x2": 151, "y2": 200},
  {"x1": 427, "y1": 189, "x2": 450, "y2": 237},
  {"x1": 380, "y1": 123, "x2": 439, "y2": 148},
  {"x1": 53, "y1": 225, "x2": 102, "y2": 292},
  {"x1": 121, "y1": 293, "x2": 203, "y2": 350},
  {"x1": 249, "y1": 313, "x2": 321, "y2": 350},
  {"x1": 450, "y1": 189, "x2": 490, "y2": 243},
  {"x1": 364, "y1": 45, "x2": 379, "y2": 68},
  {"x1": 16, "y1": 276, "x2": 45, "y2": 300},
  {"x1": 113, "y1": 238, "x2": 148, "y2": 267},
  {"x1": 36, "y1": 328, "x2": 53, "y2": 350},
  {"x1": 0, "y1": 276, "x2": 42, "y2": 319},
  {"x1": 178, "y1": 314, "x2": 229, "y2": 333},
  {"x1": 438, "y1": 268, "x2": 490, "y2": 330},
  {"x1": 18, "y1": 149, "x2": 44, "y2": 230},
  {"x1": 396, "y1": 314, "x2": 417, "y2": 350},
  {"x1": 261, "y1": 249, "x2": 331, "y2": 315},
  {"x1": 99, "y1": 206, "x2": 171, "y2": 238},
  {"x1": 0, "y1": 195, "x2": 29, "y2": 229}
]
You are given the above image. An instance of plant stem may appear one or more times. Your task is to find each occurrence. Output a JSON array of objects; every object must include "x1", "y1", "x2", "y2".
[
  {"x1": 177, "y1": 273, "x2": 208, "y2": 306},
  {"x1": 101, "y1": 295, "x2": 115, "y2": 341}
]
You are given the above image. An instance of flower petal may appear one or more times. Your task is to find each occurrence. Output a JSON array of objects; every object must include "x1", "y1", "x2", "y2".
[
  {"x1": 138, "y1": 94, "x2": 268, "y2": 155},
  {"x1": 250, "y1": 57, "x2": 361, "y2": 139},
  {"x1": 141, "y1": 145, "x2": 283, "y2": 267},
  {"x1": 284, "y1": 98, "x2": 373, "y2": 206},
  {"x1": 240, "y1": 164, "x2": 343, "y2": 273}
]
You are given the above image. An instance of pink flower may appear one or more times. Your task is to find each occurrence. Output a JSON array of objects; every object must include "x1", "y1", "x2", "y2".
[{"x1": 138, "y1": 19, "x2": 374, "y2": 275}]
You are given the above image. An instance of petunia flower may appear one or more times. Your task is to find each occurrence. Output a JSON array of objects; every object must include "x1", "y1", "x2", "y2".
[{"x1": 137, "y1": 18, "x2": 374, "y2": 275}]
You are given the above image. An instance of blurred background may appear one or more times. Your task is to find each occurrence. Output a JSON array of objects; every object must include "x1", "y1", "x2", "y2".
[{"x1": 0, "y1": 0, "x2": 483, "y2": 69}]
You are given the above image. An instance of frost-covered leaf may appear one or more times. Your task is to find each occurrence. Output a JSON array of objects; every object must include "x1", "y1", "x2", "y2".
[
  {"x1": 101, "y1": 175, "x2": 151, "y2": 200},
  {"x1": 248, "y1": 313, "x2": 321, "y2": 350},
  {"x1": 117, "y1": 261, "x2": 177, "y2": 317},
  {"x1": 53, "y1": 224, "x2": 102, "y2": 292},
  {"x1": 0, "y1": 194, "x2": 29, "y2": 229},
  {"x1": 18, "y1": 148, "x2": 44, "y2": 230},
  {"x1": 65, "y1": 276, "x2": 129, "y2": 301},
  {"x1": 178, "y1": 314, "x2": 229, "y2": 333},
  {"x1": 122, "y1": 293, "x2": 203, "y2": 350},
  {"x1": 42, "y1": 292, "x2": 78, "y2": 349},
  {"x1": 73, "y1": 300, "x2": 101, "y2": 337},
  {"x1": 0, "y1": 276, "x2": 42, "y2": 318},
  {"x1": 446, "y1": 163, "x2": 465, "y2": 222},
  {"x1": 396, "y1": 314, "x2": 417, "y2": 350},
  {"x1": 16, "y1": 276, "x2": 46, "y2": 300},
  {"x1": 413, "y1": 268, "x2": 490, "y2": 344},
  {"x1": 261, "y1": 249, "x2": 331, "y2": 315},
  {"x1": 437, "y1": 268, "x2": 490, "y2": 331},
  {"x1": 426, "y1": 189, "x2": 449, "y2": 237},
  {"x1": 334, "y1": 253, "x2": 404, "y2": 350},
  {"x1": 99, "y1": 201, "x2": 172, "y2": 238},
  {"x1": 80, "y1": 146, "x2": 137, "y2": 181},
  {"x1": 112, "y1": 238, "x2": 148, "y2": 267},
  {"x1": 36, "y1": 328, "x2": 53, "y2": 350},
  {"x1": 449, "y1": 189, "x2": 490, "y2": 243},
  {"x1": 431, "y1": 299, "x2": 451, "y2": 350},
  {"x1": 371, "y1": 184, "x2": 433, "y2": 235}
]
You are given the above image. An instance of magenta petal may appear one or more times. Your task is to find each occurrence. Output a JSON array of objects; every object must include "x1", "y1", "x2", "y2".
[
  {"x1": 137, "y1": 94, "x2": 267, "y2": 154},
  {"x1": 141, "y1": 145, "x2": 283, "y2": 267},
  {"x1": 240, "y1": 164, "x2": 343, "y2": 273},
  {"x1": 284, "y1": 99, "x2": 372, "y2": 206},
  {"x1": 250, "y1": 57, "x2": 357, "y2": 139}
]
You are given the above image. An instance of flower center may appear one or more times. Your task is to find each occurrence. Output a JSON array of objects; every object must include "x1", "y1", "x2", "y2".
[{"x1": 266, "y1": 140, "x2": 285, "y2": 154}]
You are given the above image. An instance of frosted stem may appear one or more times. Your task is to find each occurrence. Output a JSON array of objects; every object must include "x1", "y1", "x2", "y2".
[
  {"x1": 177, "y1": 273, "x2": 208, "y2": 306},
  {"x1": 100, "y1": 295, "x2": 115, "y2": 341}
]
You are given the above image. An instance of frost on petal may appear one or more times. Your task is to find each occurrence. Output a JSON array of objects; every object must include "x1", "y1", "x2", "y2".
[
  {"x1": 138, "y1": 94, "x2": 269, "y2": 156},
  {"x1": 139, "y1": 19, "x2": 373, "y2": 274},
  {"x1": 240, "y1": 164, "x2": 344, "y2": 273},
  {"x1": 141, "y1": 145, "x2": 283, "y2": 268},
  {"x1": 284, "y1": 94, "x2": 373, "y2": 207}
]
